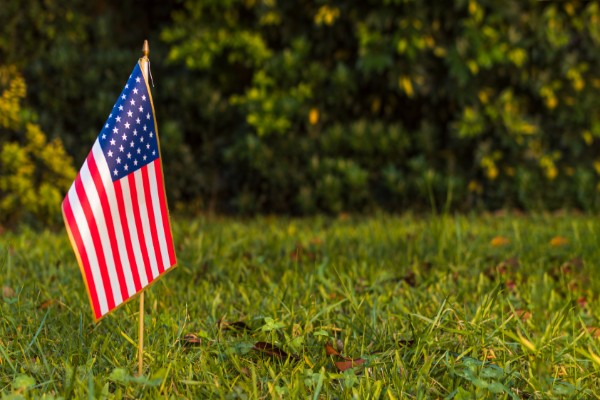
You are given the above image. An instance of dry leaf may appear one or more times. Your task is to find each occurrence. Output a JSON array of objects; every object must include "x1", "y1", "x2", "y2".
[
  {"x1": 253, "y1": 342, "x2": 297, "y2": 360},
  {"x1": 397, "y1": 338, "x2": 415, "y2": 347},
  {"x1": 514, "y1": 309, "x2": 531, "y2": 321},
  {"x1": 550, "y1": 236, "x2": 569, "y2": 247},
  {"x1": 586, "y1": 327, "x2": 600, "y2": 338},
  {"x1": 182, "y1": 334, "x2": 202, "y2": 345},
  {"x1": 578, "y1": 296, "x2": 588, "y2": 308},
  {"x1": 335, "y1": 358, "x2": 365, "y2": 371},
  {"x1": 325, "y1": 342, "x2": 340, "y2": 356},
  {"x1": 490, "y1": 236, "x2": 510, "y2": 247},
  {"x1": 38, "y1": 299, "x2": 58, "y2": 310},
  {"x1": 2, "y1": 286, "x2": 15, "y2": 298},
  {"x1": 218, "y1": 319, "x2": 251, "y2": 332},
  {"x1": 505, "y1": 280, "x2": 516, "y2": 291}
]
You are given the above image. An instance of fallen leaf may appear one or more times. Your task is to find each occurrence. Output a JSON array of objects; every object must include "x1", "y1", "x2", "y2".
[
  {"x1": 490, "y1": 236, "x2": 510, "y2": 247},
  {"x1": 218, "y1": 319, "x2": 251, "y2": 332},
  {"x1": 577, "y1": 296, "x2": 588, "y2": 308},
  {"x1": 514, "y1": 309, "x2": 531, "y2": 321},
  {"x1": 325, "y1": 342, "x2": 340, "y2": 356},
  {"x1": 335, "y1": 358, "x2": 365, "y2": 371},
  {"x1": 505, "y1": 280, "x2": 516, "y2": 291},
  {"x1": 253, "y1": 342, "x2": 297, "y2": 360},
  {"x1": 38, "y1": 299, "x2": 58, "y2": 309},
  {"x1": 397, "y1": 338, "x2": 415, "y2": 347},
  {"x1": 586, "y1": 327, "x2": 600, "y2": 338},
  {"x1": 182, "y1": 334, "x2": 202, "y2": 345},
  {"x1": 550, "y1": 236, "x2": 569, "y2": 247},
  {"x1": 2, "y1": 286, "x2": 15, "y2": 298}
]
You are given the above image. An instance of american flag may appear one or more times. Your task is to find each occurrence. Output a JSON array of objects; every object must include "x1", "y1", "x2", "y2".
[{"x1": 62, "y1": 62, "x2": 176, "y2": 321}]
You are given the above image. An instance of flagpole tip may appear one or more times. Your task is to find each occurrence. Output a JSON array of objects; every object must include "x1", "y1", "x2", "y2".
[{"x1": 142, "y1": 40, "x2": 149, "y2": 58}]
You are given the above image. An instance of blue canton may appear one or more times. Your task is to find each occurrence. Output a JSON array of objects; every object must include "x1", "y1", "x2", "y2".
[{"x1": 98, "y1": 64, "x2": 158, "y2": 182}]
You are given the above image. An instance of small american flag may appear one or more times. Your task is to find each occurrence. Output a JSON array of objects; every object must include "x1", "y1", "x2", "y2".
[{"x1": 63, "y1": 62, "x2": 176, "y2": 320}]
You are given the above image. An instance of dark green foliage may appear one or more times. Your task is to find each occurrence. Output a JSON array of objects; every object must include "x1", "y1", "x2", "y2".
[{"x1": 2, "y1": 0, "x2": 600, "y2": 216}]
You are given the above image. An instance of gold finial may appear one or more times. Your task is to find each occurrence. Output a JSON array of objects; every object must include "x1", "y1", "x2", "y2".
[{"x1": 142, "y1": 40, "x2": 149, "y2": 58}]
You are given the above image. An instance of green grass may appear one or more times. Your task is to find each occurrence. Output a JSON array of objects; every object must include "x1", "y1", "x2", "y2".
[{"x1": 1, "y1": 213, "x2": 600, "y2": 398}]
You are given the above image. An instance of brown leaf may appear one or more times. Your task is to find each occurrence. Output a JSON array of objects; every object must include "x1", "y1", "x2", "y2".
[
  {"x1": 2, "y1": 286, "x2": 15, "y2": 298},
  {"x1": 182, "y1": 334, "x2": 202, "y2": 345},
  {"x1": 38, "y1": 299, "x2": 57, "y2": 310},
  {"x1": 218, "y1": 319, "x2": 251, "y2": 332},
  {"x1": 577, "y1": 296, "x2": 588, "y2": 308},
  {"x1": 253, "y1": 342, "x2": 297, "y2": 360},
  {"x1": 550, "y1": 236, "x2": 569, "y2": 247},
  {"x1": 490, "y1": 236, "x2": 510, "y2": 247},
  {"x1": 514, "y1": 309, "x2": 531, "y2": 321},
  {"x1": 325, "y1": 342, "x2": 340, "y2": 356},
  {"x1": 335, "y1": 358, "x2": 365, "y2": 371},
  {"x1": 397, "y1": 338, "x2": 415, "y2": 347},
  {"x1": 586, "y1": 327, "x2": 600, "y2": 338},
  {"x1": 505, "y1": 280, "x2": 516, "y2": 291}
]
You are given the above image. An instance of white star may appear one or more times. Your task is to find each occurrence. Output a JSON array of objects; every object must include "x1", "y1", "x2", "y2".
[
  {"x1": 110, "y1": 139, "x2": 116, "y2": 146},
  {"x1": 102, "y1": 134, "x2": 106, "y2": 139},
  {"x1": 127, "y1": 110, "x2": 133, "y2": 117},
  {"x1": 143, "y1": 155, "x2": 147, "y2": 161},
  {"x1": 114, "y1": 169, "x2": 118, "y2": 176},
  {"x1": 130, "y1": 140, "x2": 134, "y2": 147},
  {"x1": 107, "y1": 150, "x2": 113, "y2": 157},
  {"x1": 105, "y1": 123, "x2": 109, "y2": 128},
  {"x1": 139, "y1": 106, "x2": 144, "y2": 112},
  {"x1": 109, "y1": 113, "x2": 113, "y2": 118},
  {"x1": 152, "y1": 150, "x2": 156, "y2": 156},
  {"x1": 130, "y1": 99, "x2": 136, "y2": 106},
  {"x1": 122, "y1": 133, "x2": 127, "y2": 140},
  {"x1": 137, "y1": 148, "x2": 141, "y2": 154},
  {"x1": 146, "y1": 113, "x2": 150, "y2": 120},
  {"x1": 127, "y1": 152, "x2": 132, "y2": 159},
  {"x1": 125, "y1": 84, "x2": 129, "y2": 89},
  {"x1": 119, "y1": 145, "x2": 124, "y2": 152},
  {"x1": 133, "y1": 88, "x2": 138, "y2": 94},
  {"x1": 133, "y1": 129, "x2": 138, "y2": 136},
  {"x1": 141, "y1": 137, "x2": 144, "y2": 143},
  {"x1": 113, "y1": 127, "x2": 119, "y2": 134},
  {"x1": 146, "y1": 144, "x2": 150, "y2": 149},
  {"x1": 116, "y1": 116, "x2": 121, "y2": 122},
  {"x1": 142, "y1": 95, "x2": 146, "y2": 101},
  {"x1": 124, "y1": 122, "x2": 130, "y2": 129},
  {"x1": 136, "y1": 77, "x2": 141, "y2": 83},
  {"x1": 143, "y1": 125, "x2": 147, "y2": 131},
  {"x1": 124, "y1": 164, "x2": 129, "y2": 171},
  {"x1": 116, "y1": 157, "x2": 121, "y2": 164},
  {"x1": 134, "y1": 159, "x2": 138, "y2": 166},
  {"x1": 118, "y1": 105, "x2": 123, "y2": 111},
  {"x1": 136, "y1": 118, "x2": 141, "y2": 124},
  {"x1": 149, "y1": 132, "x2": 153, "y2": 138},
  {"x1": 121, "y1": 94, "x2": 126, "y2": 100}
]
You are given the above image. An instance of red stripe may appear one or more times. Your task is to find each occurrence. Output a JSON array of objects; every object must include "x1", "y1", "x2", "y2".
[
  {"x1": 141, "y1": 166, "x2": 165, "y2": 273},
  {"x1": 63, "y1": 196, "x2": 102, "y2": 319},
  {"x1": 113, "y1": 180, "x2": 142, "y2": 292},
  {"x1": 87, "y1": 155, "x2": 129, "y2": 300},
  {"x1": 154, "y1": 160, "x2": 176, "y2": 266},
  {"x1": 74, "y1": 174, "x2": 115, "y2": 311},
  {"x1": 128, "y1": 173, "x2": 154, "y2": 282}
]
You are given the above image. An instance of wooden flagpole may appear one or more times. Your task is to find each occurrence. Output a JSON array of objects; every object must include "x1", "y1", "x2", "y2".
[{"x1": 138, "y1": 39, "x2": 150, "y2": 377}]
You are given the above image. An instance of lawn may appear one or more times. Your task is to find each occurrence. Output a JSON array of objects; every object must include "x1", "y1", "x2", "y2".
[{"x1": 1, "y1": 213, "x2": 600, "y2": 398}]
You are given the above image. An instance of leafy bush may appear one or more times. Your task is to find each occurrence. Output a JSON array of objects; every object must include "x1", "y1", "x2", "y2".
[
  {"x1": 3, "y1": 0, "x2": 600, "y2": 218},
  {"x1": 0, "y1": 66, "x2": 75, "y2": 227}
]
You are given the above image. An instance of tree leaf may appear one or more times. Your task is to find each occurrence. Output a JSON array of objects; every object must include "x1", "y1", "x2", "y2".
[{"x1": 334, "y1": 358, "x2": 365, "y2": 371}]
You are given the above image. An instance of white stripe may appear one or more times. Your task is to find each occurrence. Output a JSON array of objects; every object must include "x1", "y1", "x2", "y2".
[
  {"x1": 134, "y1": 169, "x2": 159, "y2": 280},
  {"x1": 92, "y1": 142, "x2": 136, "y2": 297},
  {"x1": 80, "y1": 159, "x2": 123, "y2": 306},
  {"x1": 148, "y1": 161, "x2": 171, "y2": 270},
  {"x1": 120, "y1": 177, "x2": 149, "y2": 286},
  {"x1": 67, "y1": 185, "x2": 108, "y2": 315}
]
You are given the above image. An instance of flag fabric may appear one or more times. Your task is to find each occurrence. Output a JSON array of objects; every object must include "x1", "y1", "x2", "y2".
[{"x1": 62, "y1": 62, "x2": 176, "y2": 321}]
